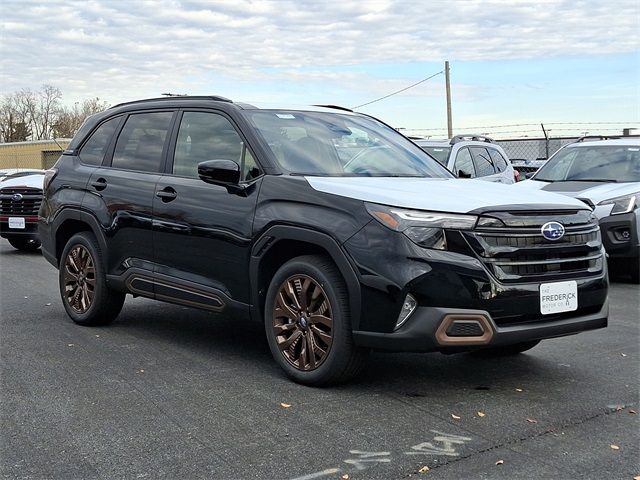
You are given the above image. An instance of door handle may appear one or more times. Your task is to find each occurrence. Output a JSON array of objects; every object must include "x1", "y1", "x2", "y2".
[
  {"x1": 91, "y1": 178, "x2": 107, "y2": 191},
  {"x1": 156, "y1": 187, "x2": 177, "y2": 202}
]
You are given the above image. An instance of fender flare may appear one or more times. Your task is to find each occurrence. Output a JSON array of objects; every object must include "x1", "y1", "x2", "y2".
[
  {"x1": 51, "y1": 207, "x2": 109, "y2": 268},
  {"x1": 249, "y1": 225, "x2": 362, "y2": 328}
]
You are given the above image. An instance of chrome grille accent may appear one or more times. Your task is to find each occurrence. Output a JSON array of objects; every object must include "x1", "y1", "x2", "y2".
[
  {"x1": 465, "y1": 211, "x2": 604, "y2": 283},
  {"x1": 0, "y1": 187, "x2": 43, "y2": 216}
]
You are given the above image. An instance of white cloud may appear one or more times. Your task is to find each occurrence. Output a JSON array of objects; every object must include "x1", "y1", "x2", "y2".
[{"x1": 0, "y1": 0, "x2": 638, "y2": 108}]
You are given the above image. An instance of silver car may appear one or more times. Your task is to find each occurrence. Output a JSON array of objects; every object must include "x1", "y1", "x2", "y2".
[
  {"x1": 515, "y1": 138, "x2": 640, "y2": 282},
  {"x1": 414, "y1": 135, "x2": 516, "y2": 184}
]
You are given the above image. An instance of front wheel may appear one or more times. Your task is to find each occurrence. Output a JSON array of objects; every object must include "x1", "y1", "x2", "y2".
[
  {"x1": 7, "y1": 237, "x2": 41, "y2": 251},
  {"x1": 59, "y1": 232, "x2": 125, "y2": 326},
  {"x1": 471, "y1": 340, "x2": 541, "y2": 357},
  {"x1": 264, "y1": 255, "x2": 368, "y2": 386}
]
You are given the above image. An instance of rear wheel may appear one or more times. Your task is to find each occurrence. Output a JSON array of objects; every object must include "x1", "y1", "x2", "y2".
[
  {"x1": 471, "y1": 340, "x2": 541, "y2": 357},
  {"x1": 7, "y1": 237, "x2": 41, "y2": 251},
  {"x1": 59, "y1": 232, "x2": 125, "y2": 326},
  {"x1": 264, "y1": 255, "x2": 368, "y2": 386}
]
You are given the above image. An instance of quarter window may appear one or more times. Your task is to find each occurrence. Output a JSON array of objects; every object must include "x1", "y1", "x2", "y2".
[
  {"x1": 173, "y1": 112, "x2": 259, "y2": 180},
  {"x1": 488, "y1": 148, "x2": 508, "y2": 172},
  {"x1": 453, "y1": 148, "x2": 476, "y2": 178},
  {"x1": 111, "y1": 112, "x2": 173, "y2": 172},
  {"x1": 470, "y1": 147, "x2": 496, "y2": 177},
  {"x1": 79, "y1": 117, "x2": 120, "y2": 166}
]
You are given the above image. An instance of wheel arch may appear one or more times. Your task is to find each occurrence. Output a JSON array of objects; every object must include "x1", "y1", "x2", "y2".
[
  {"x1": 250, "y1": 225, "x2": 362, "y2": 329},
  {"x1": 52, "y1": 209, "x2": 109, "y2": 269}
]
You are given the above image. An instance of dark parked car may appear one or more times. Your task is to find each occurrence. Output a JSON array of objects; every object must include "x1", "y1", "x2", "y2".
[{"x1": 39, "y1": 96, "x2": 608, "y2": 385}]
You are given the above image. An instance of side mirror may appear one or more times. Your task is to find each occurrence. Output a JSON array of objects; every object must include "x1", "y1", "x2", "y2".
[
  {"x1": 458, "y1": 169, "x2": 472, "y2": 178},
  {"x1": 198, "y1": 159, "x2": 241, "y2": 186}
]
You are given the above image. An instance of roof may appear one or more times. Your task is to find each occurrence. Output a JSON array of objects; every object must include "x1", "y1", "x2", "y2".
[{"x1": 565, "y1": 138, "x2": 640, "y2": 147}]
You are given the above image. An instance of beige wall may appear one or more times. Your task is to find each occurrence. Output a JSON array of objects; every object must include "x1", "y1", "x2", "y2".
[{"x1": 0, "y1": 140, "x2": 71, "y2": 169}]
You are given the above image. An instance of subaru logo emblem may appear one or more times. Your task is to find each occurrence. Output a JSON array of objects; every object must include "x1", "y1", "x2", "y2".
[
  {"x1": 11, "y1": 193, "x2": 23, "y2": 201},
  {"x1": 541, "y1": 221, "x2": 565, "y2": 241}
]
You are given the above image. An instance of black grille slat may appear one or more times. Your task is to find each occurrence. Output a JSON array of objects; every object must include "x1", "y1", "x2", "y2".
[
  {"x1": 465, "y1": 212, "x2": 603, "y2": 283},
  {"x1": 0, "y1": 187, "x2": 43, "y2": 216}
]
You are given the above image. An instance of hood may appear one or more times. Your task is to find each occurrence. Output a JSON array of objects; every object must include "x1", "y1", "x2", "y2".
[
  {"x1": 0, "y1": 174, "x2": 45, "y2": 190},
  {"x1": 516, "y1": 179, "x2": 639, "y2": 204},
  {"x1": 305, "y1": 177, "x2": 588, "y2": 213}
]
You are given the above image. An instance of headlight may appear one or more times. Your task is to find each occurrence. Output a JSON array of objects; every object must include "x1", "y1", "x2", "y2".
[
  {"x1": 365, "y1": 202, "x2": 477, "y2": 249},
  {"x1": 598, "y1": 193, "x2": 639, "y2": 215}
]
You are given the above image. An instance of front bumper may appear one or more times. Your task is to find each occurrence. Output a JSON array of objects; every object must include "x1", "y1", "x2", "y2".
[
  {"x1": 353, "y1": 301, "x2": 608, "y2": 352},
  {"x1": 344, "y1": 221, "x2": 609, "y2": 352},
  {"x1": 599, "y1": 211, "x2": 640, "y2": 261},
  {"x1": 0, "y1": 215, "x2": 40, "y2": 239}
]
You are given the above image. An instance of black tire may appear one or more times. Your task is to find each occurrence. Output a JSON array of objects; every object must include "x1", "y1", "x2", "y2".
[
  {"x1": 8, "y1": 237, "x2": 41, "y2": 251},
  {"x1": 59, "y1": 232, "x2": 125, "y2": 326},
  {"x1": 264, "y1": 254, "x2": 368, "y2": 386},
  {"x1": 471, "y1": 340, "x2": 541, "y2": 357}
]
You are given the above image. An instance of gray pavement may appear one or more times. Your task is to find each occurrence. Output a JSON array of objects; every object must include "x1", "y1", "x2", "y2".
[{"x1": 1, "y1": 241, "x2": 638, "y2": 480}]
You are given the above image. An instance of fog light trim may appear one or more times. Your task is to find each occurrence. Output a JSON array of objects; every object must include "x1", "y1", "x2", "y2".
[{"x1": 395, "y1": 294, "x2": 417, "y2": 330}]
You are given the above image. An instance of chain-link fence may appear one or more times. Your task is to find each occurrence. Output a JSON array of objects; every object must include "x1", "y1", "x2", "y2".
[
  {"x1": 0, "y1": 140, "x2": 70, "y2": 171},
  {"x1": 496, "y1": 137, "x2": 580, "y2": 162}
]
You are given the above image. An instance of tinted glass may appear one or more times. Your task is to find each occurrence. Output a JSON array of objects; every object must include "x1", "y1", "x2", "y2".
[
  {"x1": 243, "y1": 110, "x2": 452, "y2": 178},
  {"x1": 535, "y1": 145, "x2": 640, "y2": 182},
  {"x1": 453, "y1": 148, "x2": 475, "y2": 177},
  {"x1": 112, "y1": 112, "x2": 173, "y2": 172},
  {"x1": 470, "y1": 146, "x2": 496, "y2": 176},
  {"x1": 488, "y1": 148, "x2": 508, "y2": 172},
  {"x1": 79, "y1": 117, "x2": 120, "y2": 165}
]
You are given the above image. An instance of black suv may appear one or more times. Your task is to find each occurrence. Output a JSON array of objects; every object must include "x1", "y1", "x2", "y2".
[{"x1": 40, "y1": 96, "x2": 609, "y2": 385}]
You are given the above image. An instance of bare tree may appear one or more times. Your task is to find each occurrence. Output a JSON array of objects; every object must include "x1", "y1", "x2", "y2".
[{"x1": 52, "y1": 97, "x2": 110, "y2": 138}]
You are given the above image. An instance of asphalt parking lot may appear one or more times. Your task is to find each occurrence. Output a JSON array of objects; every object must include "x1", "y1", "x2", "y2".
[{"x1": 1, "y1": 240, "x2": 638, "y2": 480}]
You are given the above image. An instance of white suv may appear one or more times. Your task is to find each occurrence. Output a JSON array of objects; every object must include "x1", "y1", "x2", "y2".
[
  {"x1": 515, "y1": 138, "x2": 640, "y2": 282},
  {"x1": 414, "y1": 135, "x2": 516, "y2": 184}
]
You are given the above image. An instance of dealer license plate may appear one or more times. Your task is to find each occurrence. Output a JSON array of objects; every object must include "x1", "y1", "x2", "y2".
[
  {"x1": 8, "y1": 217, "x2": 25, "y2": 229},
  {"x1": 540, "y1": 281, "x2": 578, "y2": 315}
]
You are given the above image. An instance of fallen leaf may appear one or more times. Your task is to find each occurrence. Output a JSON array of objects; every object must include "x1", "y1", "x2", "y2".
[
  {"x1": 515, "y1": 388, "x2": 523, "y2": 392},
  {"x1": 67, "y1": 343, "x2": 74, "y2": 347},
  {"x1": 610, "y1": 444, "x2": 619, "y2": 450},
  {"x1": 477, "y1": 411, "x2": 486, "y2": 417},
  {"x1": 495, "y1": 460, "x2": 504, "y2": 465},
  {"x1": 633, "y1": 476, "x2": 639, "y2": 480},
  {"x1": 615, "y1": 406, "x2": 623, "y2": 412},
  {"x1": 137, "y1": 369, "x2": 145, "y2": 373},
  {"x1": 526, "y1": 418, "x2": 538, "y2": 424},
  {"x1": 451, "y1": 414, "x2": 461, "y2": 420},
  {"x1": 418, "y1": 465, "x2": 430, "y2": 473},
  {"x1": 341, "y1": 475, "x2": 349, "y2": 480},
  {"x1": 621, "y1": 353, "x2": 627, "y2": 357},
  {"x1": 629, "y1": 410, "x2": 636, "y2": 415},
  {"x1": 45, "y1": 303, "x2": 52, "y2": 306},
  {"x1": 280, "y1": 403, "x2": 292, "y2": 408},
  {"x1": 95, "y1": 335, "x2": 100, "y2": 338}
]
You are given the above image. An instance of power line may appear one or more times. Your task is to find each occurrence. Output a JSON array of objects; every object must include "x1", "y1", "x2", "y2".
[{"x1": 352, "y1": 70, "x2": 444, "y2": 109}]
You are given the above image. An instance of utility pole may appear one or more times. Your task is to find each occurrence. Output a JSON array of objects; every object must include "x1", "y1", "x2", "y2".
[{"x1": 445, "y1": 61, "x2": 453, "y2": 138}]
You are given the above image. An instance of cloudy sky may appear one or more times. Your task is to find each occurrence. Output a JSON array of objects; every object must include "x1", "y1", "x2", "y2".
[{"x1": 1, "y1": 0, "x2": 638, "y2": 137}]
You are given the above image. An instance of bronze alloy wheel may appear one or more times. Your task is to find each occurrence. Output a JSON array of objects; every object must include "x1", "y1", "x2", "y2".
[
  {"x1": 272, "y1": 274, "x2": 333, "y2": 371},
  {"x1": 63, "y1": 245, "x2": 96, "y2": 314}
]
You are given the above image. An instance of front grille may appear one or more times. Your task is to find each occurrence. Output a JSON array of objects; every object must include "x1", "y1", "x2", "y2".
[
  {"x1": 464, "y1": 210, "x2": 604, "y2": 283},
  {"x1": 0, "y1": 187, "x2": 43, "y2": 215}
]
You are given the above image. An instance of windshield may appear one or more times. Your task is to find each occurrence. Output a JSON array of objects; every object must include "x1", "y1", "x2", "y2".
[
  {"x1": 417, "y1": 146, "x2": 451, "y2": 166},
  {"x1": 243, "y1": 110, "x2": 453, "y2": 178},
  {"x1": 534, "y1": 145, "x2": 640, "y2": 182}
]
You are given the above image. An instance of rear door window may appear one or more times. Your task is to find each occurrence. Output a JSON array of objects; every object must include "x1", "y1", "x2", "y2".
[
  {"x1": 111, "y1": 112, "x2": 174, "y2": 172},
  {"x1": 453, "y1": 148, "x2": 476, "y2": 177},
  {"x1": 488, "y1": 148, "x2": 508, "y2": 172},
  {"x1": 79, "y1": 117, "x2": 121, "y2": 166},
  {"x1": 470, "y1": 147, "x2": 497, "y2": 176}
]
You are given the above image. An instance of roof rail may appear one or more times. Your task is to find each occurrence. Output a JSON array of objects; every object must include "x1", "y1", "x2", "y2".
[
  {"x1": 575, "y1": 135, "x2": 621, "y2": 143},
  {"x1": 311, "y1": 104, "x2": 354, "y2": 113},
  {"x1": 110, "y1": 95, "x2": 233, "y2": 109},
  {"x1": 450, "y1": 134, "x2": 494, "y2": 145}
]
